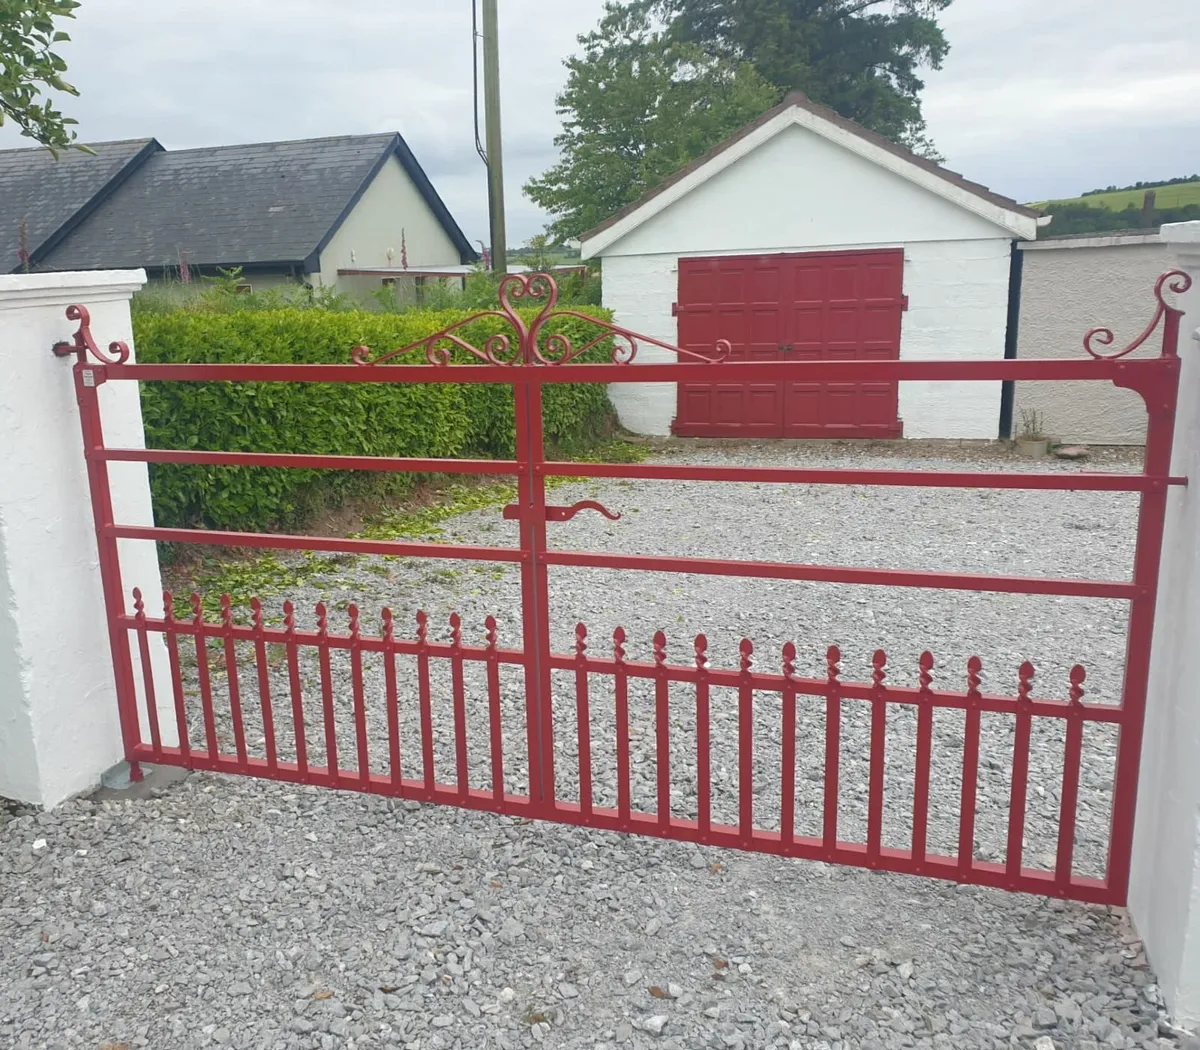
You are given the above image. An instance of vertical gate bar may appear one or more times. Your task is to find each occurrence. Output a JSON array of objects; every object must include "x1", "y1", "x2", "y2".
[
  {"x1": 250, "y1": 598, "x2": 278, "y2": 773},
  {"x1": 416, "y1": 611, "x2": 435, "y2": 792},
  {"x1": 614, "y1": 628, "x2": 631, "y2": 824},
  {"x1": 654, "y1": 632, "x2": 670, "y2": 828},
  {"x1": 486, "y1": 617, "x2": 505, "y2": 803},
  {"x1": 1006, "y1": 662, "x2": 1035, "y2": 881},
  {"x1": 738, "y1": 640, "x2": 754, "y2": 844},
  {"x1": 1106, "y1": 350, "x2": 1181, "y2": 902},
  {"x1": 1056, "y1": 667, "x2": 1088, "y2": 889},
  {"x1": 350, "y1": 605, "x2": 370, "y2": 786},
  {"x1": 574, "y1": 625, "x2": 593, "y2": 818},
  {"x1": 823, "y1": 647, "x2": 842, "y2": 851},
  {"x1": 316, "y1": 603, "x2": 338, "y2": 777},
  {"x1": 867, "y1": 650, "x2": 888, "y2": 863},
  {"x1": 450, "y1": 613, "x2": 469, "y2": 797},
  {"x1": 191, "y1": 594, "x2": 219, "y2": 759},
  {"x1": 695, "y1": 635, "x2": 711, "y2": 839},
  {"x1": 958, "y1": 657, "x2": 984, "y2": 876},
  {"x1": 71, "y1": 363, "x2": 144, "y2": 778},
  {"x1": 220, "y1": 595, "x2": 248, "y2": 767},
  {"x1": 283, "y1": 602, "x2": 308, "y2": 777},
  {"x1": 383, "y1": 609, "x2": 402, "y2": 789},
  {"x1": 132, "y1": 588, "x2": 162, "y2": 755},
  {"x1": 163, "y1": 593, "x2": 192, "y2": 763},
  {"x1": 912, "y1": 652, "x2": 935, "y2": 865},
  {"x1": 781, "y1": 643, "x2": 798, "y2": 849},
  {"x1": 513, "y1": 379, "x2": 552, "y2": 810}
]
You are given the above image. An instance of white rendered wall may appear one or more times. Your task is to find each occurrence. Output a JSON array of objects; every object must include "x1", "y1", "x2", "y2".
[
  {"x1": 1015, "y1": 236, "x2": 1171, "y2": 445},
  {"x1": 1129, "y1": 222, "x2": 1200, "y2": 1026},
  {"x1": 0, "y1": 270, "x2": 174, "y2": 808},
  {"x1": 599, "y1": 239, "x2": 1012, "y2": 439},
  {"x1": 589, "y1": 122, "x2": 1016, "y2": 438}
]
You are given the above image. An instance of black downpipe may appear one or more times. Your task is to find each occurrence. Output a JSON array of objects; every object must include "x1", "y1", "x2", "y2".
[{"x1": 998, "y1": 241, "x2": 1024, "y2": 439}]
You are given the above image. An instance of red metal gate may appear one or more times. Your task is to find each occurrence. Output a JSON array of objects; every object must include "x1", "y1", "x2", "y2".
[{"x1": 58, "y1": 270, "x2": 1189, "y2": 905}]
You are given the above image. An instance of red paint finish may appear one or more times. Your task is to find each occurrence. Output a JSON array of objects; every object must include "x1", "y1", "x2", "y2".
[
  {"x1": 674, "y1": 250, "x2": 905, "y2": 438},
  {"x1": 62, "y1": 270, "x2": 1190, "y2": 907}
]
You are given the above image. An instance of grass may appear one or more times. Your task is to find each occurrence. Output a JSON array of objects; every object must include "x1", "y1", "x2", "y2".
[{"x1": 1032, "y1": 180, "x2": 1200, "y2": 212}]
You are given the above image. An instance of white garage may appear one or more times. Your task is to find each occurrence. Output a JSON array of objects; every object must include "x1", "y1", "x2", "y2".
[{"x1": 579, "y1": 92, "x2": 1042, "y2": 440}]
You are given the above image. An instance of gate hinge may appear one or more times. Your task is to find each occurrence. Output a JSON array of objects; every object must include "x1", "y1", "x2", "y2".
[
  {"x1": 901, "y1": 295, "x2": 909, "y2": 312},
  {"x1": 671, "y1": 302, "x2": 683, "y2": 317}
]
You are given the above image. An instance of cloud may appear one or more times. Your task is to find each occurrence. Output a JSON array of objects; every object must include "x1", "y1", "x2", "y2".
[{"x1": 1, "y1": 0, "x2": 1195, "y2": 241}]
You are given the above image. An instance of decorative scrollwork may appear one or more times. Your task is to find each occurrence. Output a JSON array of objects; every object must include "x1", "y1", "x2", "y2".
[
  {"x1": 52, "y1": 304, "x2": 131, "y2": 365},
  {"x1": 1083, "y1": 269, "x2": 1192, "y2": 359},
  {"x1": 351, "y1": 272, "x2": 732, "y2": 367}
]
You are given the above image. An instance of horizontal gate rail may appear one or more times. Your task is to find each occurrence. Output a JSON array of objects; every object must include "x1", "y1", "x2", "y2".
[
  {"x1": 99, "y1": 448, "x2": 521, "y2": 475},
  {"x1": 108, "y1": 524, "x2": 524, "y2": 563},
  {"x1": 57, "y1": 269, "x2": 1192, "y2": 907},
  {"x1": 540, "y1": 460, "x2": 1186, "y2": 492},
  {"x1": 542, "y1": 549, "x2": 1139, "y2": 598},
  {"x1": 99, "y1": 355, "x2": 1173, "y2": 387}
]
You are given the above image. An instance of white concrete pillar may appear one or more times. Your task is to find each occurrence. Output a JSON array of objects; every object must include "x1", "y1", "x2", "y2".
[
  {"x1": 0, "y1": 270, "x2": 174, "y2": 808},
  {"x1": 1129, "y1": 221, "x2": 1200, "y2": 1026}
]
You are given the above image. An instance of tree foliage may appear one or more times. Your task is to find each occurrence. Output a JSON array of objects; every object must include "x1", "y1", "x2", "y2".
[
  {"x1": 526, "y1": 0, "x2": 955, "y2": 238},
  {"x1": 0, "y1": 0, "x2": 85, "y2": 153},
  {"x1": 524, "y1": 3, "x2": 778, "y2": 242},
  {"x1": 656, "y1": 0, "x2": 952, "y2": 155}
]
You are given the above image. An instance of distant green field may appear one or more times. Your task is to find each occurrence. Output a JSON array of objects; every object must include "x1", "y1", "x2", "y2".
[{"x1": 1032, "y1": 181, "x2": 1200, "y2": 211}]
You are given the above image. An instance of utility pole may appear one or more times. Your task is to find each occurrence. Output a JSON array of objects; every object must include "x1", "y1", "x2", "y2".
[{"x1": 481, "y1": 0, "x2": 507, "y2": 276}]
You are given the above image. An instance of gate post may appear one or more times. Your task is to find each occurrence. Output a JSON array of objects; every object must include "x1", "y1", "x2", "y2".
[
  {"x1": 1129, "y1": 221, "x2": 1200, "y2": 1026},
  {"x1": 0, "y1": 270, "x2": 173, "y2": 808}
]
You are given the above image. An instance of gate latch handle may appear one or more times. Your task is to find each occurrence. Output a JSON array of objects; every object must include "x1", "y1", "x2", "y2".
[{"x1": 503, "y1": 499, "x2": 622, "y2": 523}]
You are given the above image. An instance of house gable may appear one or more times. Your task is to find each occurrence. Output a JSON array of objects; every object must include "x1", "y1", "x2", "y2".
[
  {"x1": 582, "y1": 98, "x2": 1039, "y2": 258},
  {"x1": 313, "y1": 152, "x2": 464, "y2": 282}
]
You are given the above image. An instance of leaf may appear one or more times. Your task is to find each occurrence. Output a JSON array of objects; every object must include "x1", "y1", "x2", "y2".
[
  {"x1": 711, "y1": 956, "x2": 728, "y2": 969},
  {"x1": 312, "y1": 989, "x2": 334, "y2": 1000},
  {"x1": 649, "y1": 985, "x2": 668, "y2": 998}
]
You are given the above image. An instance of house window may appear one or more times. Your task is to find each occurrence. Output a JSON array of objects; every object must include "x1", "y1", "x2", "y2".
[
  {"x1": 381, "y1": 278, "x2": 397, "y2": 287},
  {"x1": 235, "y1": 282, "x2": 253, "y2": 294}
]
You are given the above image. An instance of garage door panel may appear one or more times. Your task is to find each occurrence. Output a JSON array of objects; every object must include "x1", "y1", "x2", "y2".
[
  {"x1": 675, "y1": 249, "x2": 903, "y2": 439},
  {"x1": 826, "y1": 307, "x2": 860, "y2": 344}
]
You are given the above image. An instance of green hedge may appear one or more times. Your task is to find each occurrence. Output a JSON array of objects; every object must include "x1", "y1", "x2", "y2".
[{"x1": 133, "y1": 307, "x2": 616, "y2": 530}]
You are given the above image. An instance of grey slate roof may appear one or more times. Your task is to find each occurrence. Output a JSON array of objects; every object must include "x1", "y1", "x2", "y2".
[
  {"x1": 0, "y1": 138, "x2": 159, "y2": 272},
  {"x1": 1, "y1": 132, "x2": 475, "y2": 273}
]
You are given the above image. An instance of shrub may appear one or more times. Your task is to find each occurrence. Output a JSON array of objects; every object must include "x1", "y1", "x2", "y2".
[{"x1": 133, "y1": 306, "x2": 616, "y2": 530}]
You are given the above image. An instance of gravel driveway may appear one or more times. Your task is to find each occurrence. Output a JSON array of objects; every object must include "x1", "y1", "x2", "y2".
[{"x1": 0, "y1": 443, "x2": 1188, "y2": 1050}]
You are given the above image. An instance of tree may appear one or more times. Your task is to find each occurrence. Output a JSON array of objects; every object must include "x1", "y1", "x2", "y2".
[
  {"x1": 1, "y1": 0, "x2": 86, "y2": 153},
  {"x1": 524, "y1": 3, "x2": 778, "y2": 242},
  {"x1": 656, "y1": 0, "x2": 952, "y2": 156}
]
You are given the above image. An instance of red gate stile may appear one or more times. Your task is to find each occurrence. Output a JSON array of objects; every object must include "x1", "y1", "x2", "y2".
[
  {"x1": 58, "y1": 269, "x2": 1192, "y2": 905},
  {"x1": 53, "y1": 309, "x2": 146, "y2": 782},
  {"x1": 1099, "y1": 272, "x2": 1188, "y2": 902}
]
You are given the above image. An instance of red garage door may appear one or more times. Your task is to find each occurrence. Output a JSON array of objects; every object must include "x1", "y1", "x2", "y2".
[{"x1": 674, "y1": 249, "x2": 906, "y2": 438}]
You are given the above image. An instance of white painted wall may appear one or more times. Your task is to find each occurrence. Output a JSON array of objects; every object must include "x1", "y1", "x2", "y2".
[
  {"x1": 1015, "y1": 234, "x2": 1171, "y2": 445},
  {"x1": 1129, "y1": 221, "x2": 1200, "y2": 1026},
  {"x1": 315, "y1": 154, "x2": 461, "y2": 292},
  {"x1": 588, "y1": 121, "x2": 1017, "y2": 439},
  {"x1": 0, "y1": 270, "x2": 174, "y2": 808}
]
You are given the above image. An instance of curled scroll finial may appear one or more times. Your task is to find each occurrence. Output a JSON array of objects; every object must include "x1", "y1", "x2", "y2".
[
  {"x1": 1083, "y1": 270, "x2": 1192, "y2": 360},
  {"x1": 52, "y1": 304, "x2": 131, "y2": 365}
]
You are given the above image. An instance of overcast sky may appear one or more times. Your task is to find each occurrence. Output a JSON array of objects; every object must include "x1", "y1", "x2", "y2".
[{"x1": 1, "y1": 0, "x2": 1196, "y2": 247}]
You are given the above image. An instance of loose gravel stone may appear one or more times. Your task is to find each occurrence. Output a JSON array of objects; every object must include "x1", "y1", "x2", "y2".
[{"x1": 0, "y1": 445, "x2": 1192, "y2": 1049}]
